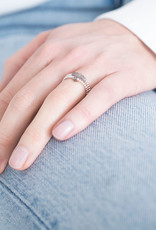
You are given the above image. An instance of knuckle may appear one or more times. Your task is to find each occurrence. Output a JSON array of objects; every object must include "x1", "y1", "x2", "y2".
[
  {"x1": 10, "y1": 89, "x2": 35, "y2": 112},
  {"x1": 46, "y1": 40, "x2": 63, "y2": 52},
  {"x1": 34, "y1": 44, "x2": 47, "y2": 59},
  {"x1": 0, "y1": 130, "x2": 12, "y2": 150},
  {"x1": 95, "y1": 52, "x2": 105, "y2": 63},
  {"x1": 75, "y1": 105, "x2": 93, "y2": 125},
  {"x1": 0, "y1": 95, "x2": 9, "y2": 110},
  {"x1": 34, "y1": 43, "x2": 49, "y2": 59},
  {"x1": 24, "y1": 127, "x2": 44, "y2": 144},
  {"x1": 47, "y1": 24, "x2": 77, "y2": 40},
  {"x1": 35, "y1": 40, "x2": 62, "y2": 59},
  {"x1": 48, "y1": 24, "x2": 70, "y2": 37},
  {"x1": 67, "y1": 45, "x2": 87, "y2": 60},
  {"x1": 45, "y1": 91, "x2": 66, "y2": 107},
  {"x1": 95, "y1": 52, "x2": 112, "y2": 71},
  {"x1": 38, "y1": 31, "x2": 48, "y2": 39},
  {"x1": 100, "y1": 81, "x2": 119, "y2": 102},
  {"x1": 0, "y1": 89, "x2": 14, "y2": 109},
  {"x1": 4, "y1": 56, "x2": 22, "y2": 72}
]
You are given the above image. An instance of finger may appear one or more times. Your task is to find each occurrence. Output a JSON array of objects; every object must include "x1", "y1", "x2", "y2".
[
  {"x1": 0, "y1": 47, "x2": 98, "y2": 173},
  {"x1": 0, "y1": 40, "x2": 93, "y2": 120},
  {"x1": 7, "y1": 56, "x2": 112, "y2": 171},
  {"x1": 7, "y1": 79, "x2": 86, "y2": 171},
  {"x1": 52, "y1": 71, "x2": 131, "y2": 141},
  {"x1": 0, "y1": 39, "x2": 73, "y2": 120},
  {"x1": 0, "y1": 30, "x2": 50, "y2": 92}
]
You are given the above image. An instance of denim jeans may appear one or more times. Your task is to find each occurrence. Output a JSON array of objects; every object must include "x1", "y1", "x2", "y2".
[{"x1": 0, "y1": 0, "x2": 156, "y2": 230}]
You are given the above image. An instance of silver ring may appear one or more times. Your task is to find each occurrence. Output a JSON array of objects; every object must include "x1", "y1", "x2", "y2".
[{"x1": 62, "y1": 72, "x2": 91, "y2": 95}]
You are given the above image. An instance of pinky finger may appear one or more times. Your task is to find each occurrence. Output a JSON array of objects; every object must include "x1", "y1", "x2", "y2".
[{"x1": 52, "y1": 71, "x2": 130, "y2": 140}]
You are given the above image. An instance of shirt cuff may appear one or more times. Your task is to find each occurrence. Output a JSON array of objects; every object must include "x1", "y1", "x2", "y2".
[{"x1": 94, "y1": 0, "x2": 156, "y2": 53}]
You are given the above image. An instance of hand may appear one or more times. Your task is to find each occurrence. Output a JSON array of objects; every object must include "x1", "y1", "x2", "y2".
[{"x1": 0, "y1": 19, "x2": 156, "y2": 173}]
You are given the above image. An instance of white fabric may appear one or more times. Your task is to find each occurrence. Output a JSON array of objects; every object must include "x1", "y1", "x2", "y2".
[
  {"x1": 0, "y1": 0, "x2": 47, "y2": 15},
  {"x1": 0, "y1": 0, "x2": 155, "y2": 53},
  {"x1": 94, "y1": 0, "x2": 156, "y2": 53}
]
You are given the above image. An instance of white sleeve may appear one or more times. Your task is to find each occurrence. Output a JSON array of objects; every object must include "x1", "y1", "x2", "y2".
[{"x1": 94, "y1": 0, "x2": 156, "y2": 53}]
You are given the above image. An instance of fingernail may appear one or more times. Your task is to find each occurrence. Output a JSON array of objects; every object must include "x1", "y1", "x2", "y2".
[
  {"x1": 52, "y1": 120, "x2": 74, "y2": 140},
  {"x1": 9, "y1": 146, "x2": 29, "y2": 169}
]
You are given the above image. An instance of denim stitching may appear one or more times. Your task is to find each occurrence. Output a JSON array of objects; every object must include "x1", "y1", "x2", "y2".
[{"x1": 0, "y1": 180, "x2": 54, "y2": 230}]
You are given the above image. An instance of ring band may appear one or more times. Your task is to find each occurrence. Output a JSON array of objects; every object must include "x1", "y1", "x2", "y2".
[{"x1": 62, "y1": 72, "x2": 91, "y2": 95}]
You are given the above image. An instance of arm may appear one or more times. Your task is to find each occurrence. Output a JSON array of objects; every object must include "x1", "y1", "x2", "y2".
[
  {"x1": 94, "y1": 0, "x2": 156, "y2": 53},
  {"x1": 0, "y1": 5, "x2": 156, "y2": 173}
]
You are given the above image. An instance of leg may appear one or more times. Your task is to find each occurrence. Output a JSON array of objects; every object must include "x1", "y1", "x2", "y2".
[
  {"x1": 0, "y1": 1, "x2": 156, "y2": 229},
  {"x1": 0, "y1": 90, "x2": 156, "y2": 230}
]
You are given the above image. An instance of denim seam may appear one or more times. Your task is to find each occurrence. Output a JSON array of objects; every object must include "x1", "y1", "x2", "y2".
[{"x1": 0, "y1": 180, "x2": 52, "y2": 230}]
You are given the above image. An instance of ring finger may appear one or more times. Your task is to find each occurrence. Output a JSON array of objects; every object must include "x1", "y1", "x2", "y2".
[
  {"x1": 0, "y1": 47, "x2": 102, "y2": 173},
  {"x1": 8, "y1": 62, "x2": 109, "y2": 171}
]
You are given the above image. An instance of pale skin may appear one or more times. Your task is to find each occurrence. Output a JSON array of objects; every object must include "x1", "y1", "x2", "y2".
[{"x1": 0, "y1": 19, "x2": 155, "y2": 173}]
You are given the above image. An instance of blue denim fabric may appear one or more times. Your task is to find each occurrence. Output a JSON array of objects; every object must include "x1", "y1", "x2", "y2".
[{"x1": 0, "y1": 0, "x2": 156, "y2": 230}]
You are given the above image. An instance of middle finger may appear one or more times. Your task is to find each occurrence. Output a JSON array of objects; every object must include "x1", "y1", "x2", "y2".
[
  {"x1": 0, "y1": 45, "x2": 99, "y2": 173},
  {"x1": 8, "y1": 57, "x2": 111, "y2": 171}
]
